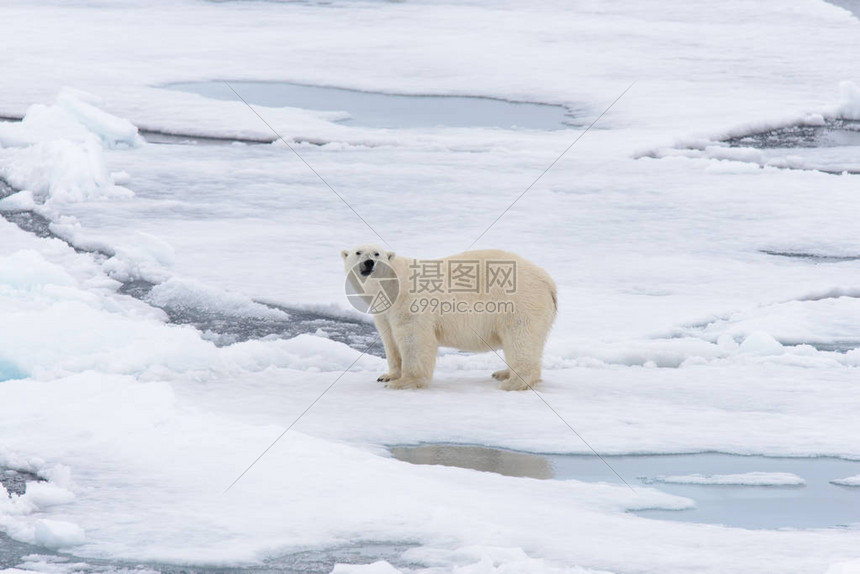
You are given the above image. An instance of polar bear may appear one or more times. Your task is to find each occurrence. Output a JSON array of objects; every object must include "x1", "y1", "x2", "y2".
[{"x1": 341, "y1": 244, "x2": 557, "y2": 390}]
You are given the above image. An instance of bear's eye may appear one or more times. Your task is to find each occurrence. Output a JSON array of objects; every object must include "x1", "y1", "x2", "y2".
[
  {"x1": 374, "y1": 252, "x2": 379, "y2": 257},
  {"x1": 356, "y1": 251, "x2": 361, "y2": 255}
]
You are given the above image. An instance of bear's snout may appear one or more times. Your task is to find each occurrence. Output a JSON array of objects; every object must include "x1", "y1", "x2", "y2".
[{"x1": 361, "y1": 259, "x2": 375, "y2": 275}]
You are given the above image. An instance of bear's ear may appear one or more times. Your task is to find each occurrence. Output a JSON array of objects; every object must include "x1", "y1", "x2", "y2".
[
  {"x1": 387, "y1": 252, "x2": 396, "y2": 261},
  {"x1": 341, "y1": 249, "x2": 349, "y2": 260}
]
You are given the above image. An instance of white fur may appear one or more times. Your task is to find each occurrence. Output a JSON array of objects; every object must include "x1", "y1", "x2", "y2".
[{"x1": 342, "y1": 244, "x2": 557, "y2": 390}]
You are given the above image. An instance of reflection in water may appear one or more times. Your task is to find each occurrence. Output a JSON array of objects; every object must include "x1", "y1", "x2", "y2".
[
  {"x1": 390, "y1": 444, "x2": 860, "y2": 530},
  {"x1": 390, "y1": 444, "x2": 553, "y2": 479}
]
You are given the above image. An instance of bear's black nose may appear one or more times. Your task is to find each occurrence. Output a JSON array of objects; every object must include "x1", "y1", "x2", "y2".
[{"x1": 363, "y1": 259, "x2": 374, "y2": 269}]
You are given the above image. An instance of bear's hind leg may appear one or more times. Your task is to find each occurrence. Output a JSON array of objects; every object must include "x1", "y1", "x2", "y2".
[
  {"x1": 499, "y1": 332, "x2": 544, "y2": 391},
  {"x1": 500, "y1": 363, "x2": 541, "y2": 391}
]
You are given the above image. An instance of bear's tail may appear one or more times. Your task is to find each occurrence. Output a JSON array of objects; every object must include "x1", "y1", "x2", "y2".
[{"x1": 542, "y1": 275, "x2": 558, "y2": 317}]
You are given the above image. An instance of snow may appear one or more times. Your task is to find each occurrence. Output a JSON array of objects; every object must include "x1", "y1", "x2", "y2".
[
  {"x1": 652, "y1": 472, "x2": 806, "y2": 486},
  {"x1": 1, "y1": 0, "x2": 860, "y2": 573},
  {"x1": 830, "y1": 475, "x2": 860, "y2": 487},
  {"x1": 0, "y1": 556, "x2": 108, "y2": 574},
  {"x1": 3, "y1": 221, "x2": 860, "y2": 574},
  {"x1": 0, "y1": 138, "x2": 133, "y2": 205},
  {"x1": 0, "y1": 90, "x2": 138, "y2": 206},
  {"x1": 33, "y1": 521, "x2": 85, "y2": 550},
  {"x1": 0, "y1": 191, "x2": 36, "y2": 212},
  {"x1": 826, "y1": 560, "x2": 860, "y2": 574},
  {"x1": 331, "y1": 563, "x2": 403, "y2": 574},
  {"x1": 837, "y1": 81, "x2": 860, "y2": 119},
  {"x1": 738, "y1": 331, "x2": 786, "y2": 356},
  {"x1": 18, "y1": 484, "x2": 76, "y2": 509},
  {"x1": 0, "y1": 89, "x2": 141, "y2": 150},
  {"x1": 146, "y1": 277, "x2": 290, "y2": 321}
]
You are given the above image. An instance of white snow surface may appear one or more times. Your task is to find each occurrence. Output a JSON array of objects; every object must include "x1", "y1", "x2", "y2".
[
  {"x1": 652, "y1": 472, "x2": 806, "y2": 486},
  {"x1": 0, "y1": 90, "x2": 138, "y2": 206},
  {"x1": 146, "y1": 277, "x2": 291, "y2": 320},
  {"x1": 32, "y1": 520, "x2": 86, "y2": 550},
  {"x1": 1, "y1": 0, "x2": 860, "y2": 573},
  {"x1": 838, "y1": 81, "x2": 860, "y2": 119}
]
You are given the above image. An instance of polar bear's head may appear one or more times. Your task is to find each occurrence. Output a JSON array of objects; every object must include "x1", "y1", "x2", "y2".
[{"x1": 341, "y1": 244, "x2": 395, "y2": 277}]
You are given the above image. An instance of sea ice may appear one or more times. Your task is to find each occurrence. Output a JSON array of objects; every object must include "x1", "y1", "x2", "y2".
[
  {"x1": 837, "y1": 81, "x2": 860, "y2": 120},
  {"x1": 738, "y1": 331, "x2": 786, "y2": 356},
  {"x1": 32, "y1": 520, "x2": 85, "y2": 550},
  {"x1": 830, "y1": 475, "x2": 860, "y2": 487},
  {"x1": 652, "y1": 472, "x2": 805, "y2": 486},
  {"x1": 1, "y1": 1, "x2": 860, "y2": 572}
]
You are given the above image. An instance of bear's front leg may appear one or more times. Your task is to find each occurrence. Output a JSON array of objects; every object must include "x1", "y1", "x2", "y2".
[
  {"x1": 386, "y1": 323, "x2": 437, "y2": 389},
  {"x1": 374, "y1": 315, "x2": 402, "y2": 382}
]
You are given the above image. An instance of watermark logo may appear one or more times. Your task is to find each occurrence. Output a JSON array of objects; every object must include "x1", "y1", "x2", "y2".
[
  {"x1": 408, "y1": 260, "x2": 517, "y2": 295},
  {"x1": 409, "y1": 297, "x2": 515, "y2": 316},
  {"x1": 406, "y1": 259, "x2": 518, "y2": 315},
  {"x1": 345, "y1": 259, "x2": 517, "y2": 315},
  {"x1": 344, "y1": 259, "x2": 400, "y2": 315}
]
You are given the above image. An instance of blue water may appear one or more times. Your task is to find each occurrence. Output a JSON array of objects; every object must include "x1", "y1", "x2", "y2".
[
  {"x1": 826, "y1": 0, "x2": 860, "y2": 19},
  {"x1": 0, "y1": 531, "x2": 415, "y2": 573},
  {"x1": 0, "y1": 361, "x2": 24, "y2": 382},
  {"x1": 162, "y1": 80, "x2": 580, "y2": 130},
  {"x1": 390, "y1": 445, "x2": 860, "y2": 530}
]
